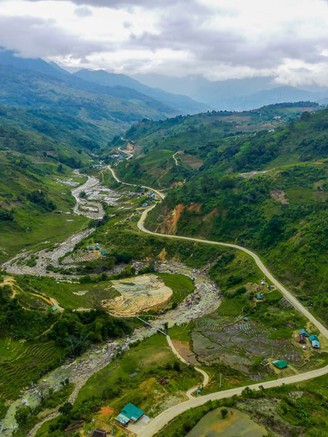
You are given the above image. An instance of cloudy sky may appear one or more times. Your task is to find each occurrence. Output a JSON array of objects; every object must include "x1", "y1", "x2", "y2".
[{"x1": 1, "y1": 0, "x2": 328, "y2": 85}]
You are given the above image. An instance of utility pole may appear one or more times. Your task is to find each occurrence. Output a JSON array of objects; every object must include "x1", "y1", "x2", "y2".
[{"x1": 219, "y1": 373, "x2": 222, "y2": 388}]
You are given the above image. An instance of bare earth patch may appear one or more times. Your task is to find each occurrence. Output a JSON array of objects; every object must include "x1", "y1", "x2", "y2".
[
  {"x1": 104, "y1": 274, "x2": 173, "y2": 316},
  {"x1": 270, "y1": 189, "x2": 289, "y2": 204},
  {"x1": 171, "y1": 340, "x2": 199, "y2": 365}
]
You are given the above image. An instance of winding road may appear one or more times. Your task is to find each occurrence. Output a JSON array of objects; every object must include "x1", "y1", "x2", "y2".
[{"x1": 107, "y1": 165, "x2": 328, "y2": 437}]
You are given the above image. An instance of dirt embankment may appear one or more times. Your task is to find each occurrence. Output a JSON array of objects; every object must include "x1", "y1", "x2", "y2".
[{"x1": 159, "y1": 204, "x2": 185, "y2": 234}]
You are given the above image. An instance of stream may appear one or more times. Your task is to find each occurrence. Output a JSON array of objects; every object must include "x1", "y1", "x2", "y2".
[
  {"x1": 2, "y1": 174, "x2": 119, "y2": 277},
  {"x1": 0, "y1": 170, "x2": 220, "y2": 436}
]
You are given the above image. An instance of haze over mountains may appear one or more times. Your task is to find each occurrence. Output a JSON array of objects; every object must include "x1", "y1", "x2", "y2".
[
  {"x1": 1, "y1": 49, "x2": 328, "y2": 126},
  {"x1": 133, "y1": 73, "x2": 328, "y2": 110}
]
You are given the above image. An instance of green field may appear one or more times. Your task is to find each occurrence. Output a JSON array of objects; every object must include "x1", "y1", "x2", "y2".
[
  {"x1": 186, "y1": 407, "x2": 268, "y2": 437},
  {"x1": 0, "y1": 340, "x2": 65, "y2": 401},
  {"x1": 36, "y1": 334, "x2": 201, "y2": 436},
  {"x1": 76, "y1": 334, "x2": 200, "y2": 412},
  {"x1": 158, "y1": 273, "x2": 194, "y2": 307}
]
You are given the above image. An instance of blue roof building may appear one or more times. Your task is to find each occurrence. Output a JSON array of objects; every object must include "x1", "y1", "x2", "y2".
[
  {"x1": 256, "y1": 293, "x2": 264, "y2": 300},
  {"x1": 309, "y1": 334, "x2": 319, "y2": 342},
  {"x1": 299, "y1": 329, "x2": 309, "y2": 337},
  {"x1": 115, "y1": 403, "x2": 144, "y2": 426},
  {"x1": 311, "y1": 340, "x2": 320, "y2": 348}
]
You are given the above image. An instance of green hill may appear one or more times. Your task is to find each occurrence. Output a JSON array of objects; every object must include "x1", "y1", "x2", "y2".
[
  {"x1": 122, "y1": 106, "x2": 328, "y2": 323},
  {"x1": 114, "y1": 102, "x2": 320, "y2": 188}
]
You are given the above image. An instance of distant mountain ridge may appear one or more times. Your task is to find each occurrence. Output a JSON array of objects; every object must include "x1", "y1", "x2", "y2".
[
  {"x1": 74, "y1": 68, "x2": 209, "y2": 114},
  {"x1": 132, "y1": 73, "x2": 328, "y2": 110}
]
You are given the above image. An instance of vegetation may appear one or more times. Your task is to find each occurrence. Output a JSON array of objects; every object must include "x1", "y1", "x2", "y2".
[
  {"x1": 140, "y1": 108, "x2": 328, "y2": 324},
  {"x1": 113, "y1": 102, "x2": 319, "y2": 188},
  {"x1": 155, "y1": 371, "x2": 328, "y2": 437},
  {"x1": 36, "y1": 335, "x2": 201, "y2": 436},
  {"x1": 14, "y1": 382, "x2": 74, "y2": 437}
]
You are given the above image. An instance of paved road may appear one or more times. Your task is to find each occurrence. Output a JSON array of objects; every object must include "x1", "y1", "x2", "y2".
[
  {"x1": 140, "y1": 363, "x2": 328, "y2": 437},
  {"x1": 108, "y1": 166, "x2": 328, "y2": 437}
]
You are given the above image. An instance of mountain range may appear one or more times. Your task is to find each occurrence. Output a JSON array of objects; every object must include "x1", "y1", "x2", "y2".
[{"x1": 132, "y1": 73, "x2": 328, "y2": 110}]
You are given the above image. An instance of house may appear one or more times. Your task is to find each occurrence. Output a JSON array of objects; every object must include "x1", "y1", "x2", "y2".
[
  {"x1": 92, "y1": 429, "x2": 107, "y2": 437},
  {"x1": 273, "y1": 360, "x2": 288, "y2": 369},
  {"x1": 311, "y1": 339, "x2": 320, "y2": 348},
  {"x1": 256, "y1": 293, "x2": 263, "y2": 300},
  {"x1": 309, "y1": 335, "x2": 320, "y2": 348},
  {"x1": 299, "y1": 328, "x2": 309, "y2": 337},
  {"x1": 115, "y1": 403, "x2": 144, "y2": 427},
  {"x1": 309, "y1": 334, "x2": 319, "y2": 342},
  {"x1": 297, "y1": 334, "x2": 306, "y2": 344},
  {"x1": 101, "y1": 249, "x2": 108, "y2": 256}
]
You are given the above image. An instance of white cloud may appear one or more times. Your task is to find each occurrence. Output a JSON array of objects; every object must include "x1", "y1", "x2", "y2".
[{"x1": 0, "y1": 0, "x2": 328, "y2": 84}]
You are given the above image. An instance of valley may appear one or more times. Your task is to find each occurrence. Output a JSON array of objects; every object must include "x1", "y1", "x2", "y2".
[{"x1": 2, "y1": 141, "x2": 328, "y2": 436}]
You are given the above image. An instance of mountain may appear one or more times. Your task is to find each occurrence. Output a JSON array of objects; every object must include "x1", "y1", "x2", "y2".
[
  {"x1": 0, "y1": 50, "x2": 184, "y2": 142},
  {"x1": 114, "y1": 103, "x2": 328, "y2": 324},
  {"x1": 133, "y1": 73, "x2": 328, "y2": 110},
  {"x1": 74, "y1": 68, "x2": 209, "y2": 114}
]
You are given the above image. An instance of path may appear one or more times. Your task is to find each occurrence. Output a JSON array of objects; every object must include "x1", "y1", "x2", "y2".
[
  {"x1": 108, "y1": 166, "x2": 166, "y2": 200},
  {"x1": 166, "y1": 336, "x2": 209, "y2": 399},
  {"x1": 172, "y1": 151, "x2": 181, "y2": 166},
  {"x1": 118, "y1": 146, "x2": 134, "y2": 160},
  {"x1": 107, "y1": 165, "x2": 328, "y2": 436}
]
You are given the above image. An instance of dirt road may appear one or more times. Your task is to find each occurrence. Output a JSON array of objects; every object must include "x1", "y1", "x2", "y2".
[
  {"x1": 166, "y1": 336, "x2": 209, "y2": 399},
  {"x1": 108, "y1": 166, "x2": 166, "y2": 200}
]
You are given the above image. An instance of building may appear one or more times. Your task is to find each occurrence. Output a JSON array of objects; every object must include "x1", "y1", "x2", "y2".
[
  {"x1": 92, "y1": 430, "x2": 107, "y2": 437},
  {"x1": 273, "y1": 360, "x2": 288, "y2": 369},
  {"x1": 312, "y1": 339, "x2": 320, "y2": 348},
  {"x1": 256, "y1": 293, "x2": 264, "y2": 300},
  {"x1": 115, "y1": 403, "x2": 144, "y2": 427},
  {"x1": 299, "y1": 328, "x2": 309, "y2": 337},
  {"x1": 309, "y1": 334, "x2": 320, "y2": 348},
  {"x1": 297, "y1": 334, "x2": 306, "y2": 344}
]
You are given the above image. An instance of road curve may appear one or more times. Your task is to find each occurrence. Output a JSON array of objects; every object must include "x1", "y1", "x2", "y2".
[
  {"x1": 137, "y1": 205, "x2": 328, "y2": 339},
  {"x1": 108, "y1": 166, "x2": 165, "y2": 200},
  {"x1": 140, "y1": 364, "x2": 328, "y2": 437},
  {"x1": 107, "y1": 166, "x2": 328, "y2": 436},
  {"x1": 166, "y1": 336, "x2": 209, "y2": 399}
]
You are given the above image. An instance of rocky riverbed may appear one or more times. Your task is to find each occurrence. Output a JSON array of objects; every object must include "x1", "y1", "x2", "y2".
[
  {"x1": 2, "y1": 174, "x2": 120, "y2": 276},
  {"x1": 0, "y1": 262, "x2": 220, "y2": 436}
]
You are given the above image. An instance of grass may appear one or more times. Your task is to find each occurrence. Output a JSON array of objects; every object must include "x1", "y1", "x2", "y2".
[
  {"x1": 76, "y1": 334, "x2": 200, "y2": 411},
  {"x1": 16, "y1": 276, "x2": 119, "y2": 310},
  {"x1": 0, "y1": 167, "x2": 89, "y2": 264},
  {"x1": 186, "y1": 407, "x2": 268, "y2": 437},
  {"x1": 17, "y1": 272, "x2": 193, "y2": 312},
  {"x1": 36, "y1": 334, "x2": 202, "y2": 436},
  {"x1": 0, "y1": 340, "x2": 65, "y2": 401},
  {"x1": 158, "y1": 273, "x2": 194, "y2": 307}
]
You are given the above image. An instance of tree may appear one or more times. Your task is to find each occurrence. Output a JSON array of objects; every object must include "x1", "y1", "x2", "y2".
[{"x1": 221, "y1": 408, "x2": 228, "y2": 419}]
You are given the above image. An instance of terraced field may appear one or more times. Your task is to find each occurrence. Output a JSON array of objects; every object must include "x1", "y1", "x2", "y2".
[{"x1": 0, "y1": 341, "x2": 64, "y2": 401}]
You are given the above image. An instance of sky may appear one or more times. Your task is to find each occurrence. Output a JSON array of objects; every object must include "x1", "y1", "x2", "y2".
[{"x1": 1, "y1": 0, "x2": 328, "y2": 85}]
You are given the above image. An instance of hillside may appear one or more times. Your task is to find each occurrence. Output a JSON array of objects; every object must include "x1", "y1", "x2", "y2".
[
  {"x1": 74, "y1": 69, "x2": 209, "y2": 115},
  {"x1": 113, "y1": 102, "x2": 320, "y2": 188},
  {"x1": 117, "y1": 105, "x2": 328, "y2": 322},
  {"x1": 0, "y1": 119, "x2": 94, "y2": 262},
  {"x1": 0, "y1": 51, "x2": 191, "y2": 143}
]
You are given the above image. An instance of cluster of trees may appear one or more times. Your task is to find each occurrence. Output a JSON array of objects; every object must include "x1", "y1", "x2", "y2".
[
  {"x1": 49, "y1": 310, "x2": 132, "y2": 357},
  {"x1": 26, "y1": 190, "x2": 56, "y2": 211},
  {"x1": 0, "y1": 285, "x2": 55, "y2": 340}
]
